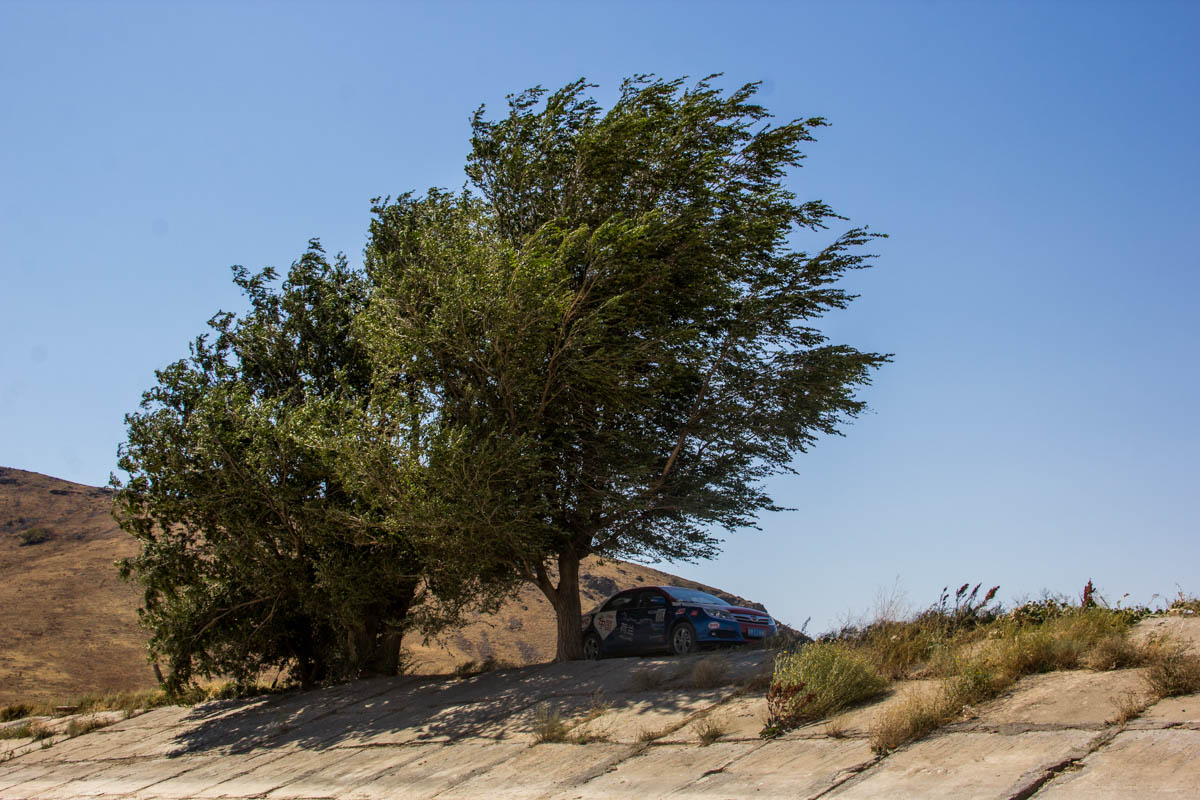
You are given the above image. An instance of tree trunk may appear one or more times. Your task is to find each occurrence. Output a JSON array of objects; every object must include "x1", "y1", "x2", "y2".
[{"x1": 538, "y1": 549, "x2": 584, "y2": 662}]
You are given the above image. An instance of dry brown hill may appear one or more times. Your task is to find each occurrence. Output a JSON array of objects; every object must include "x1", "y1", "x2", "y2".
[{"x1": 0, "y1": 466, "x2": 777, "y2": 704}]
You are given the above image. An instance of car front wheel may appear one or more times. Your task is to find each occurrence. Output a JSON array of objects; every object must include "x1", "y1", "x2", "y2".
[
  {"x1": 670, "y1": 622, "x2": 696, "y2": 655},
  {"x1": 582, "y1": 633, "x2": 603, "y2": 660}
]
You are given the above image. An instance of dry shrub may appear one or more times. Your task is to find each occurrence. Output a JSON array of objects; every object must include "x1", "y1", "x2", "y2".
[
  {"x1": 1084, "y1": 634, "x2": 1152, "y2": 671},
  {"x1": 1108, "y1": 691, "x2": 1151, "y2": 725},
  {"x1": 637, "y1": 726, "x2": 666, "y2": 743},
  {"x1": 693, "y1": 714, "x2": 728, "y2": 746},
  {"x1": 531, "y1": 703, "x2": 570, "y2": 744},
  {"x1": 688, "y1": 656, "x2": 732, "y2": 689},
  {"x1": 870, "y1": 686, "x2": 948, "y2": 754},
  {"x1": 825, "y1": 716, "x2": 850, "y2": 738},
  {"x1": 630, "y1": 667, "x2": 669, "y2": 692},
  {"x1": 767, "y1": 643, "x2": 888, "y2": 729},
  {"x1": 1144, "y1": 640, "x2": 1200, "y2": 698},
  {"x1": 66, "y1": 717, "x2": 113, "y2": 737}
]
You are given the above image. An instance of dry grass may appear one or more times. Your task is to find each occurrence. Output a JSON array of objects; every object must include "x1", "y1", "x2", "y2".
[
  {"x1": 1108, "y1": 691, "x2": 1152, "y2": 725},
  {"x1": 693, "y1": 714, "x2": 728, "y2": 746},
  {"x1": 65, "y1": 717, "x2": 115, "y2": 737},
  {"x1": 637, "y1": 726, "x2": 667, "y2": 743},
  {"x1": 1143, "y1": 639, "x2": 1200, "y2": 698},
  {"x1": 531, "y1": 703, "x2": 571, "y2": 744},
  {"x1": 825, "y1": 715, "x2": 850, "y2": 739},
  {"x1": 1084, "y1": 634, "x2": 1153, "y2": 671},
  {"x1": 767, "y1": 642, "x2": 888, "y2": 729},
  {"x1": 870, "y1": 686, "x2": 948, "y2": 754},
  {"x1": 629, "y1": 667, "x2": 670, "y2": 692},
  {"x1": 687, "y1": 656, "x2": 732, "y2": 689}
]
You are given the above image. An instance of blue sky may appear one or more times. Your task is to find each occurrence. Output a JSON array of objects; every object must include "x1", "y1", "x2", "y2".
[{"x1": 2, "y1": 1, "x2": 1197, "y2": 633}]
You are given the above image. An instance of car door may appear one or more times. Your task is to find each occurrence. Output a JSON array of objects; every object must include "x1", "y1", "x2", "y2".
[
  {"x1": 633, "y1": 589, "x2": 670, "y2": 651},
  {"x1": 592, "y1": 591, "x2": 638, "y2": 653}
]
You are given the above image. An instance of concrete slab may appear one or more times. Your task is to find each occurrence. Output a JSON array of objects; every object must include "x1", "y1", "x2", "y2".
[
  {"x1": 0, "y1": 762, "x2": 59, "y2": 793},
  {"x1": 1132, "y1": 616, "x2": 1200, "y2": 653},
  {"x1": 34, "y1": 757, "x2": 203, "y2": 799},
  {"x1": 262, "y1": 746, "x2": 431, "y2": 798},
  {"x1": 347, "y1": 742, "x2": 526, "y2": 799},
  {"x1": 436, "y1": 742, "x2": 638, "y2": 800},
  {"x1": 827, "y1": 730, "x2": 1099, "y2": 800},
  {"x1": 569, "y1": 691, "x2": 730, "y2": 744},
  {"x1": 1134, "y1": 693, "x2": 1200, "y2": 727},
  {"x1": 1033, "y1": 729, "x2": 1200, "y2": 799},
  {"x1": 960, "y1": 669, "x2": 1148, "y2": 730},
  {"x1": 0, "y1": 759, "x2": 129, "y2": 799},
  {"x1": 669, "y1": 738, "x2": 876, "y2": 799},
  {"x1": 546, "y1": 742, "x2": 755, "y2": 799},
  {"x1": 659, "y1": 695, "x2": 768, "y2": 743},
  {"x1": 125, "y1": 751, "x2": 292, "y2": 799},
  {"x1": 185, "y1": 747, "x2": 366, "y2": 798}
]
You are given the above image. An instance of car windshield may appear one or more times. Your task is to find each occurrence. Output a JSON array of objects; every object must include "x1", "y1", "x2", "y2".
[{"x1": 664, "y1": 587, "x2": 729, "y2": 606}]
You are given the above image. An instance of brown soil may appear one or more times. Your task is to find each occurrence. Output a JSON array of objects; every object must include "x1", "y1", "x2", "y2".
[{"x1": 0, "y1": 466, "x2": 774, "y2": 704}]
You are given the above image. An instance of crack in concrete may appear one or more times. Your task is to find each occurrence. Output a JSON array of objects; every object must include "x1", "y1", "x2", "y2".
[{"x1": 1002, "y1": 728, "x2": 1120, "y2": 800}]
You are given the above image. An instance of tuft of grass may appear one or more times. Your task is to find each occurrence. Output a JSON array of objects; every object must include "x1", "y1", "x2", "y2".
[
  {"x1": 825, "y1": 716, "x2": 850, "y2": 739},
  {"x1": 531, "y1": 703, "x2": 571, "y2": 744},
  {"x1": 1108, "y1": 691, "x2": 1151, "y2": 725},
  {"x1": 630, "y1": 667, "x2": 669, "y2": 692},
  {"x1": 66, "y1": 717, "x2": 114, "y2": 738},
  {"x1": 693, "y1": 715, "x2": 728, "y2": 746},
  {"x1": 870, "y1": 686, "x2": 949, "y2": 755},
  {"x1": 0, "y1": 705, "x2": 32, "y2": 723},
  {"x1": 1084, "y1": 634, "x2": 1152, "y2": 671},
  {"x1": 0, "y1": 723, "x2": 34, "y2": 740},
  {"x1": 637, "y1": 726, "x2": 667, "y2": 744},
  {"x1": 767, "y1": 642, "x2": 888, "y2": 729},
  {"x1": 688, "y1": 655, "x2": 732, "y2": 689},
  {"x1": 1144, "y1": 640, "x2": 1200, "y2": 698},
  {"x1": 18, "y1": 527, "x2": 52, "y2": 546}
]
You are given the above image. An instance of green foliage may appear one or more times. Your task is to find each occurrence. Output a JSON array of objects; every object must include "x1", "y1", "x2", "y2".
[
  {"x1": 18, "y1": 527, "x2": 52, "y2": 546},
  {"x1": 362, "y1": 75, "x2": 889, "y2": 659},
  {"x1": 114, "y1": 243, "x2": 512, "y2": 692},
  {"x1": 767, "y1": 642, "x2": 888, "y2": 728}
]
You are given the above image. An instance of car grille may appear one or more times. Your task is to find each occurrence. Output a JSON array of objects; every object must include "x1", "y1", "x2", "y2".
[{"x1": 734, "y1": 613, "x2": 772, "y2": 625}]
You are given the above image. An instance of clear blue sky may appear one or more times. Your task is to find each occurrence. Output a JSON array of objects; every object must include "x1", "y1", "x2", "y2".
[{"x1": 3, "y1": 1, "x2": 1197, "y2": 633}]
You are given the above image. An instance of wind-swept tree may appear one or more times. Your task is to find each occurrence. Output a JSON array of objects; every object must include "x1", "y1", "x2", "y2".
[{"x1": 360, "y1": 76, "x2": 890, "y2": 661}]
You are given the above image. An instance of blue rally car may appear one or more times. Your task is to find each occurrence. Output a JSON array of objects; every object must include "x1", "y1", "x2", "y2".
[{"x1": 580, "y1": 585, "x2": 777, "y2": 658}]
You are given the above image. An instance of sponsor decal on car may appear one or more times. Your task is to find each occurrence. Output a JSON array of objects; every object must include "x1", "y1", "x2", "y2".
[
  {"x1": 581, "y1": 614, "x2": 593, "y2": 629},
  {"x1": 675, "y1": 608, "x2": 685, "y2": 616},
  {"x1": 594, "y1": 611, "x2": 617, "y2": 639},
  {"x1": 708, "y1": 621, "x2": 721, "y2": 630},
  {"x1": 690, "y1": 609, "x2": 699, "y2": 617}
]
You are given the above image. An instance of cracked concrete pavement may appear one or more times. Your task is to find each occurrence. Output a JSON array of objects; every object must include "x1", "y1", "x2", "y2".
[{"x1": 1, "y1": 617, "x2": 1197, "y2": 799}]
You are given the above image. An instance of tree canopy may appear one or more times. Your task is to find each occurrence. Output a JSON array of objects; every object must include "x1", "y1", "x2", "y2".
[
  {"x1": 113, "y1": 243, "x2": 513, "y2": 691},
  {"x1": 117, "y1": 75, "x2": 888, "y2": 675},
  {"x1": 359, "y1": 75, "x2": 889, "y2": 659}
]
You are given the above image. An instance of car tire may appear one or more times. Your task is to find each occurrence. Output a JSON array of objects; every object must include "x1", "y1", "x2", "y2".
[
  {"x1": 582, "y1": 633, "x2": 604, "y2": 660},
  {"x1": 670, "y1": 622, "x2": 697, "y2": 656}
]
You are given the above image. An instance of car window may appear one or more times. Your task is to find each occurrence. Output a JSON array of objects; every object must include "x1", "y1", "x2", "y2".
[
  {"x1": 602, "y1": 593, "x2": 636, "y2": 612},
  {"x1": 663, "y1": 587, "x2": 729, "y2": 606},
  {"x1": 637, "y1": 590, "x2": 667, "y2": 608}
]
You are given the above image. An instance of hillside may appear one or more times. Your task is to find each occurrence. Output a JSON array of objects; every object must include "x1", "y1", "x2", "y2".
[{"x1": 0, "y1": 466, "x2": 777, "y2": 703}]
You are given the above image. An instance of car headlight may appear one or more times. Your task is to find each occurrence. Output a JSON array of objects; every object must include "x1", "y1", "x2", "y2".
[{"x1": 707, "y1": 608, "x2": 734, "y2": 621}]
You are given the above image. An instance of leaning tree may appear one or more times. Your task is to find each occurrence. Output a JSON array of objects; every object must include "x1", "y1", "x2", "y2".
[{"x1": 359, "y1": 75, "x2": 890, "y2": 661}]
